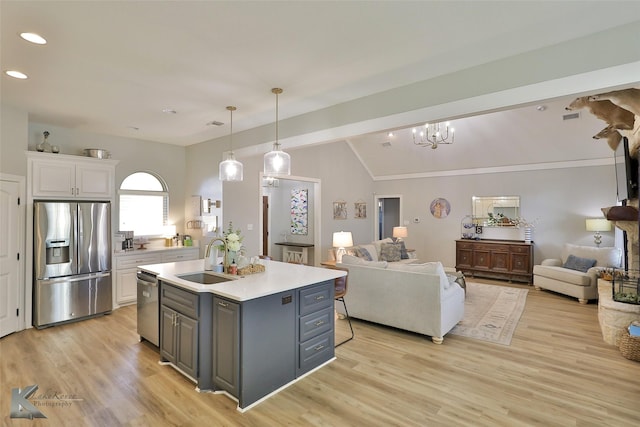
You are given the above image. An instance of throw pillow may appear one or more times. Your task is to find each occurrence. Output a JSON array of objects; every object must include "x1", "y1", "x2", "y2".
[
  {"x1": 398, "y1": 240, "x2": 409, "y2": 259},
  {"x1": 355, "y1": 246, "x2": 373, "y2": 261},
  {"x1": 380, "y1": 242, "x2": 401, "y2": 262},
  {"x1": 563, "y1": 254, "x2": 597, "y2": 273}
]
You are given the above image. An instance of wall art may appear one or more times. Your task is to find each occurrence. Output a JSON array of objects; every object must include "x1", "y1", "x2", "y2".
[
  {"x1": 290, "y1": 188, "x2": 308, "y2": 235},
  {"x1": 333, "y1": 201, "x2": 347, "y2": 220},
  {"x1": 430, "y1": 198, "x2": 451, "y2": 219},
  {"x1": 354, "y1": 201, "x2": 367, "y2": 219}
]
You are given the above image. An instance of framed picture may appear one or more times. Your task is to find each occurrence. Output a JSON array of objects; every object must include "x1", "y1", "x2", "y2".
[
  {"x1": 333, "y1": 201, "x2": 347, "y2": 220},
  {"x1": 354, "y1": 202, "x2": 366, "y2": 219},
  {"x1": 290, "y1": 189, "x2": 308, "y2": 235}
]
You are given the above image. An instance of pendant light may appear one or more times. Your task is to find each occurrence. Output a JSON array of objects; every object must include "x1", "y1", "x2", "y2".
[
  {"x1": 263, "y1": 88, "x2": 291, "y2": 176},
  {"x1": 219, "y1": 106, "x2": 243, "y2": 181}
]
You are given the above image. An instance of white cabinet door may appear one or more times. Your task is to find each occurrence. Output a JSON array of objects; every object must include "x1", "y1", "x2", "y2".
[
  {"x1": 28, "y1": 153, "x2": 117, "y2": 199},
  {"x1": 116, "y1": 269, "x2": 138, "y2": 305},
  {"x1": 32, "y1": 159, "x2": 75, "y2": 198},
  {"x1": 115, "y1": 253, "x2": 162, "y2": 306},
  {"x1": 76, "y1": 163, "x2": 114, "y2": 199}
]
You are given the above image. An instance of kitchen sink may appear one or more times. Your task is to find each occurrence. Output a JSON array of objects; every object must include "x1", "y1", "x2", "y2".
[{"x1": 177, "y1": 272, "x2": 232, "y2": 285}]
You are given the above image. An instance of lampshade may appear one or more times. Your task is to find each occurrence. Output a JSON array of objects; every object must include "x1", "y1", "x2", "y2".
[
  {"x1": 393, "y1": 226, "x2": 408, "y2": 239},
  {"x1": 219, "y1": 106, "x2": 243, "y2": 181},
  {"x1": 264, "y1": 88, "x2": 291, "y2": 176},
  {"x1": 333, "y1": 231, "x2": 353, "y2": 248},
  {"x1": 585, "y1": 218, "x2": 611, "y2": 232}
]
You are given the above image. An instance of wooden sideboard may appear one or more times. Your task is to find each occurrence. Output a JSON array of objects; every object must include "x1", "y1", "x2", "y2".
[{"x1": 455, "y1": 239, "x2": 533, "y2": 283}]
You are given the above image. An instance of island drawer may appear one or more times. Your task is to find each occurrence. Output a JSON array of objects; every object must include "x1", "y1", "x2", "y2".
[
  {"x1": 298, "y1": 330, "x2": 333, "y2": 374},
  {"x1": 299, "y1": 281, "x2": 333, "y2": 316},
  {"x1": 161, "y1": 283, "x2": 199, "y2": 318},
  {"x1": 299, "y1": 306, "x2": 333, "y2": 342}
]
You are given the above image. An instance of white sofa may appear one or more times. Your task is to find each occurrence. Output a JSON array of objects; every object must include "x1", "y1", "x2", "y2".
[
  {"x1": 336, "y1": 255, "x2": 465, "y2": 344},
  {"x1": 533, "y1": 243, "x2": 622, "y2": 304}
]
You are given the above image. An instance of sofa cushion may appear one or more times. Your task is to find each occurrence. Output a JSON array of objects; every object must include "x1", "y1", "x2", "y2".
[
  {"x1": 355, "y1": 245, "x2": 375, "y2": 261},
  {"x1": 533, "y1": 265, "x2": 592, "y2": 287},
  {"x1": 340, "y1": 254, "x2": 388, "y2": 268},
  {"x1": 373, "y1": 238, "x2": 393, "y2": 258},
  {"x1": 380, "y1": 242, "x2": 401, "y2": 262},
  {"x1": 561, "y1": 243, "x2": 622, "y2": 268},
  {"x1": 393, "y1": 239, "x2": 409, "y2": 259},
  {"x1": 563, "y1": 254, "x2": 597, "y2": 272}
]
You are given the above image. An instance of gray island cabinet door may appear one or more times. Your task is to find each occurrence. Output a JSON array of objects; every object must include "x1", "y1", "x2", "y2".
[
  {"x1": 212, "y1": 297, "x2": 240, "y2": 397},
  {"x1": 238, "y1": 291, "x2": 297, "y2": 409}
]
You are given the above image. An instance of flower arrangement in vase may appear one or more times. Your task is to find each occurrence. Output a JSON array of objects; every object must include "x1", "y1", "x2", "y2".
[{"x1": 217, "y1": 222, "x2": 244, "y2": 269}]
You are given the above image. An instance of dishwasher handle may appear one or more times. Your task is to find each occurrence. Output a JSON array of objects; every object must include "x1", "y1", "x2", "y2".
[{"x1": 136, "y1": 271, "x2": 158, "y2": 287}]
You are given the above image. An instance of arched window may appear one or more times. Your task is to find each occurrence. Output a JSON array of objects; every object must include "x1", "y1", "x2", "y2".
[{"x1": 119, "y1": 172, "x2": 168, "y2": 236}]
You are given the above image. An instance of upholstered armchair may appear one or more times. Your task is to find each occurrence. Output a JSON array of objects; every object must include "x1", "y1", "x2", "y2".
[{"x1": 533, "y1": 243, "x2": 622, "y2": 304}]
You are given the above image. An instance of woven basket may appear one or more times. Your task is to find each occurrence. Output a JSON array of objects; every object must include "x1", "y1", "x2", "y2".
[{"x1": 619, "y1": 329, "x2": 640, "y2": 362}]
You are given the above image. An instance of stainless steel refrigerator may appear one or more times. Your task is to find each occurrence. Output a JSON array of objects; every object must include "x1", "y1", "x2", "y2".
[{"x1": 33, "y1": 201, "x2": 112, "y2": 328}]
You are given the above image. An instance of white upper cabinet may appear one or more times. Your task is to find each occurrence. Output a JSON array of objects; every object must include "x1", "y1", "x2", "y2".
[{"x1": 27, "y1": 152, "x2": 118, "y2": 199}]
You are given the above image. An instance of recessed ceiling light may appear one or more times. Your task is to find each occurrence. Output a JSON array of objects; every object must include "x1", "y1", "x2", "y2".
[
  {"x1": 162, "y1": 108, "x2": 177, "y2": 114},
  {"x1": 5, "y1": 70, "x2": 28, "y2": 79},
  {"x1": 20, "y1": 32, "x2": 47, "y2": 45},
  {"x1": 536, "y1": 105, "x2": 546, "y2": 111},
  {"x1": 388, "y1": 132, "x2": 394, "y2": 137},
  {"x1": 207, "y1": 121, "x2": 224, "y2": 126}
]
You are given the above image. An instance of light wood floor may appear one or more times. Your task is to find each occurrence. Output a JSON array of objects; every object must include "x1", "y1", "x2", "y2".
[{"x1": 2, "y1": 279, "x2": 640, "y2": 426}]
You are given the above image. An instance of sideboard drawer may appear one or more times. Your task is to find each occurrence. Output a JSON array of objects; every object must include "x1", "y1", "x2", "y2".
[{"x1": 510, "y1": 245, "x2": 530, "y2": 254}]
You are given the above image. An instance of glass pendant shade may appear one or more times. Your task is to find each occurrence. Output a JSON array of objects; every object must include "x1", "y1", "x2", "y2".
[
  {"x1": 219, "y1": 105, "x2": 243, "y2": 181},
  {"x1": 264, "y1": 87, "x2": 291, "y2": 176},
  {"x1": 219, "y1": 152, "x2": 243, "y2": 181},
  {"x1": 263, "y1": 144, "x2": 291, "y2": 176}
]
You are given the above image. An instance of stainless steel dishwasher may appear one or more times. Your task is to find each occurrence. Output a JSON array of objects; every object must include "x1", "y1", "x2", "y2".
[{"x1": 137, "y1": 270, "x2": 159, "y2": 346}]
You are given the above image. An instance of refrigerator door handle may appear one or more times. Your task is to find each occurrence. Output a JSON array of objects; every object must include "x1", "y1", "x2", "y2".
[{"x1": 38, "y1": 271, "x2": 111, "y2": 285}]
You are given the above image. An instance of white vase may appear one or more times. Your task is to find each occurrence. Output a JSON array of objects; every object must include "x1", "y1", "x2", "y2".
[{"x1": 524, "y1": 227, "x2": 532, "y2": 243}]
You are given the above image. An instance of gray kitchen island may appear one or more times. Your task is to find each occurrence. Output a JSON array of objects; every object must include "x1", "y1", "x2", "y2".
[{"x1": 138, "y1": 259, "x2": 346, "y2": 412}]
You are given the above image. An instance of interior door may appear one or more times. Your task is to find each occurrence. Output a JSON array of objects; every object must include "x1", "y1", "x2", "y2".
[
  {"x1": 376, "y1": 197, "x2": 400, "y2": 240},
  {"x1": 0, "y1": 180, "x2": 21, "y2": 337}
]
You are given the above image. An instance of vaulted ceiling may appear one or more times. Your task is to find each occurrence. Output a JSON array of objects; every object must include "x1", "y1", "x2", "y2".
[{"x1": 2, "y1": 1, "x2": 639, "y2": 176}]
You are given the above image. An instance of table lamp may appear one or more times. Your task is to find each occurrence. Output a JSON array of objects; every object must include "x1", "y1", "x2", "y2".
[
  {"x1": 393, "y1": 226, "x2": 408, "y2": 242},
  {"x1": 585, "y1": 218, "x2": 611, "y2": 247},
  {"x1": 333, "y1": 231, "x2": 353, "y2": 263}
]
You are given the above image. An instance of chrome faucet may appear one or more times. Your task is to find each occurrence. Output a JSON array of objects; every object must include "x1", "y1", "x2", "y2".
[{"x1": 205, "y1": 238, "x2": 227, "y2": 272}]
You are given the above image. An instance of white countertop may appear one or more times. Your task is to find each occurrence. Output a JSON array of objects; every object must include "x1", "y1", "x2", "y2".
[
  {"x1": 138, "y1": 259, "x2": 345, "y2": 302},
  {"x1": 114, "y1": 245, "x2": 199, "y2": 257}
]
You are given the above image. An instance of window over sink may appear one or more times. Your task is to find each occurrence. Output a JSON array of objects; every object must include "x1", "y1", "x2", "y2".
[{"x1": 119, "y1": 172, "x2": 168, "y2": 236}]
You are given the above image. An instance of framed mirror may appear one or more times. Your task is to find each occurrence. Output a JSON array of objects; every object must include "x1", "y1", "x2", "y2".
[{"x1": 472, "y1": 196, "x2": 520, "y2": 226}]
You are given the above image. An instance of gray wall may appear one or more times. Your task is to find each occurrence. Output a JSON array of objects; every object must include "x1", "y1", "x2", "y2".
[
  {"x1": 372, "y1": 164, "x2": 617, "y2": 267},
  {"x1": 0, "y1": 104, "x2": 29, "y2": 176},
  {"x1": 184, "y1": 140, "x2": 375, "y2": 263},
  {"x1": 24, "y1": 123, "x2": 188, "y2": 240}
]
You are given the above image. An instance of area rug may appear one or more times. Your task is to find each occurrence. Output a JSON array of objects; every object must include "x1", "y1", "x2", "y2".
[{"x1": 450, "y1": 282, "x2": 528, "y2": 346}]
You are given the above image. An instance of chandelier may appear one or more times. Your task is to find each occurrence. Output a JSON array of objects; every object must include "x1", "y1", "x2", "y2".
[
  {"x1": 263, "y1": 88, "x2": 291, "y2": 176},
  {"x1": 412, "y1": 122, "x2": 455, "y2": 149}
]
